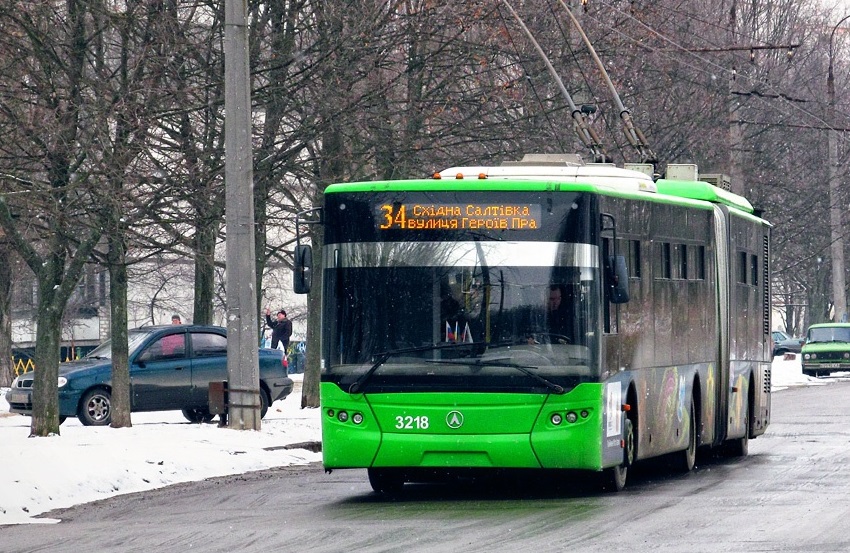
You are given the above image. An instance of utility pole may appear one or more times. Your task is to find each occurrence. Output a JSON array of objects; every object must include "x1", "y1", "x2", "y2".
[
  {"x1": 727, "y1": 1, "x2": 745, "y2": 196},
  {"x1": 224, "y1": 0, "x2": 260, "y2": 429},
  {"x1": 828, "y1": 16, "x2": 850, "y2": 323}
]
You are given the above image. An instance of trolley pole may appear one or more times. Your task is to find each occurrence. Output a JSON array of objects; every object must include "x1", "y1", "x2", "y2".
[
  {"x1": 224, "y1": 0, "x2": 261, "y2": 429},
  {"x1": 828, "y1": 17, "x2": 849, "y2": 323}
]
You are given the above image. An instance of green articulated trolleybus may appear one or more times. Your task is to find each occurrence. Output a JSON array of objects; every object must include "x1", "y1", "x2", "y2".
[{"x1": 293, "y1": 155, "x2": 771, "y2": 493}]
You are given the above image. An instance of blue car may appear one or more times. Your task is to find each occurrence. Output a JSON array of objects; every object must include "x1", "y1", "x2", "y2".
[{"x1": 5, "y1": 325, "x2": 293, "y2": 425}]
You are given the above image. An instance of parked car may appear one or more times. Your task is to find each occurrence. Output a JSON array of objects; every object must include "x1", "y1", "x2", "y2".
[
  {"x1": 5, "y1": 325, "x2": 294, "y2": 426},
  {"x1": 801, "y1": 323, "x2": 850, "y2": 377},
  {"x1": 771, "y1": 330, "x2": 804, "y2": 357}
]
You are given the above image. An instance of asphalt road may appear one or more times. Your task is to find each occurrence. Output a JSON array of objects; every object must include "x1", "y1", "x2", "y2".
[{"x1": 3, "y1": 381, "x2": 850, "y2": 553}]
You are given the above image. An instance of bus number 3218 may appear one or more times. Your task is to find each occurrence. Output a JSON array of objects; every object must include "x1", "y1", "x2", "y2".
[{"x1": 395, "y1": 415, "x2": 430, "y2": 430}]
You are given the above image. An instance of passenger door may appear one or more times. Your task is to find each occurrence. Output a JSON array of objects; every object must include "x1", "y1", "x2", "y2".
[
  {"x1": 131, "y1": 331, "x2": 191, "y2": 410},
  {"x1": 188, "y1": 331, "x2": 228, "y2": 406}
]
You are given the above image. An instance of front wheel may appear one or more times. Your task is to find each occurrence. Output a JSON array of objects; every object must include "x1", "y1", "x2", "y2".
[
  {"x1": 368, "y1": 468, "x2": 405, "y2": 496},
  {"x1": 78, "y1": 388, "x2": 112, "y2": 426},
  {"x1": 600, "y1": 417, "x2": 634, "y2": 492}
]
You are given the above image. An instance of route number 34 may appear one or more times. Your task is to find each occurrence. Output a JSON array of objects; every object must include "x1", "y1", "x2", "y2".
[{"x1": 395, "y1": 415, "x2": 429, "y2": 429}]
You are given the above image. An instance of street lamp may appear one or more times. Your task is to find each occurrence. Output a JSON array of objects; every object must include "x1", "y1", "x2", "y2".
[{"x1": 827, "y1": 15, "x2": 850, "y2": 322}]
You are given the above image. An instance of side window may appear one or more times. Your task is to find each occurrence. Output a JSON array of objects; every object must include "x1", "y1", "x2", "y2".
[
  {"x1": 628, "y1": 240, "x2": 641, "y2": 279},
  {"x1": 138, "y1": 333, "x2": 186, "y2": 362},
  {"x1": 737, "y1": 251, "x2": 748, "y2": 284},
  {"x1": 191, "y1": 332, "x2": 228, "y2": 358},
  {"x1": 750, "y1": 254, "x2": 758, "y2": 286}
]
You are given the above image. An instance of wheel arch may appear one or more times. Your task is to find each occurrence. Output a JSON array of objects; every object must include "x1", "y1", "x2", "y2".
[
  {"x1": 692, "y1": 374, "x2": 703, "y2": 447},
  {"x1": 625, "y1": 381, "x2": 639, "y2": 460}
]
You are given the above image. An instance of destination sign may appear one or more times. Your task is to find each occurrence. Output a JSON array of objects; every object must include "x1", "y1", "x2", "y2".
[{"x1": 377, "y1": 203, "x2": 542, "y2": 231}]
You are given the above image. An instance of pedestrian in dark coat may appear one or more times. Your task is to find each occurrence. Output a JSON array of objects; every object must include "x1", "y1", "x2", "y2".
[{"x1": 265, "y1": 307, "x2": 293, "y2": 351}]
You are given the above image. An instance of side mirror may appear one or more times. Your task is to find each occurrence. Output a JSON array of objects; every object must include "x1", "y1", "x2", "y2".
[
  {"x1": 293, "y1": 244, "x2": 313, "y2": 294},
  {"x1": 607, "y1": 255, "x2": 630, "y2": 304}
]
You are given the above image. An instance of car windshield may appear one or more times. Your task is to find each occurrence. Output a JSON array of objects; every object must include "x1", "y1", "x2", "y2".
[
  {"x1": 807, "y1": 327, "x2": 850, "y2": 344},
  {"x1": 85, "y1": 329, "x2": 156, "y2": 359}
]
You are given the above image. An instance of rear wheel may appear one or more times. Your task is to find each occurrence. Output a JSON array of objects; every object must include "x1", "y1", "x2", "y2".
[
  {"x1": 368, "y1": 468, "x2": 405, "y2": 496},
  {"x1": 674, "y1": 398, "x2": 697, "y2": 472},
  {"x1": 727, "y1": 399, "x2": 750, "y2": 457},
  {"x1": 78, "y1": 388, "x2": 112, "y2": 426},
  {"x1": 260, "y1": 388, "x2": 271, "y2": 419},
  {"x1": 182, "y1": 407, "x2": 215, "y2": 423}
]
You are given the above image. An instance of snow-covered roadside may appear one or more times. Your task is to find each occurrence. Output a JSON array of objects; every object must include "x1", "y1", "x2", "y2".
[
  {"x1": 0, "y1": 374, "x2": 321, "y2": 525},
  {"x1": 0, "y1": 356, "x2": 823, "y2": 526}
]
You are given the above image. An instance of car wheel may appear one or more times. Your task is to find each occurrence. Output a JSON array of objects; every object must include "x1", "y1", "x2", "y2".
[
  {"x1": 78, "y1": 388, "x2": 112, "y2": 426},
  {"x1": 260, "y1": 388, "x2": 271, "y2": 419},
  {"x1": 182, "y1": 407, "x2": 215, "y2": 424}
]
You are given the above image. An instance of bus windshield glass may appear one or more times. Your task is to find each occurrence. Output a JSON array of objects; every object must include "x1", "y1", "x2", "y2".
[{"x1": 320, "y1": 190, "x2": 601, "y2": 394}]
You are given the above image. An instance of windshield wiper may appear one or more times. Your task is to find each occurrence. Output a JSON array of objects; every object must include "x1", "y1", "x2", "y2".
[
  {"x1": 347, "y1": 340, "x2": 513, "y2": 394},
  {"x1": 424, "y1": 358, "x2": 566, "y2": 394}
]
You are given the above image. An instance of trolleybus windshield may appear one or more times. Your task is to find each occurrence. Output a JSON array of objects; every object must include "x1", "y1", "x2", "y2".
[{"x1": 321, "y1": 191, "x2": 602, "y2": 394}]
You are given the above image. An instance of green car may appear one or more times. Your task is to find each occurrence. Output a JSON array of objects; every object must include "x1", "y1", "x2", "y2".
[{"x1": 801, "y1": 323, "x2": 850, "y2": 377}]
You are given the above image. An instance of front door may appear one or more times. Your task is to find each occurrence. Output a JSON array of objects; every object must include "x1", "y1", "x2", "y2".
[{"x1": 131, "y1": 331, "x2": 191, "y2": 410}]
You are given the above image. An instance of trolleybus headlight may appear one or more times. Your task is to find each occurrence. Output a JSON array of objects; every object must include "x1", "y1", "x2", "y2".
[
  {"x1": 566, "y1": 411, "x2": 578, "y2": 424},
  {"x1": 551, "y1": 413, "x2": 563, "y2": 425},
  {"x1": 327, "y1": 409, "x2": 335, "y2": 418},
  {"x1": 580, "y1": 409, "x2": 589, "y2": 419},
  {"x1": 338, "y1": 411, "x2": 349, "y2": 423},
  {"x1": 352, "y1": 413, "x2": 364, "y2": 425}
]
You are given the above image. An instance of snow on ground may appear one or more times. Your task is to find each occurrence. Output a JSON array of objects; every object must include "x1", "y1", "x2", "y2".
[
  {"x1": 0, "y1": 374, "x2": 321, "y2": 525},
  {"x1": 0, "y1": 356, "x2": 828, "y2": 526}
]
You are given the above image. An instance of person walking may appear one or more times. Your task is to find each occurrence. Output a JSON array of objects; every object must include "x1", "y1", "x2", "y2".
[{"x1": 265, "y1": 307, "x2": 293, "y2": 351}]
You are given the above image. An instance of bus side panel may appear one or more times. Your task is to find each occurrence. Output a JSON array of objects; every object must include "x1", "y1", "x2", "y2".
[
  {"x1": 725, "y1": 215, "x2": 771, "y2": 440},
  {"x1": 631, "y1": 364, "x2": 700, "y2": 460},
  {"x1": 601, "y1": 195, "x2": 720, "y2": 460}
]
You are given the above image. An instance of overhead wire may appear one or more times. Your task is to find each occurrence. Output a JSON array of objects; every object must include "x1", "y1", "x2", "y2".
[{"x1": 590, "y1": 0, "x2": 839, "y2": 138}]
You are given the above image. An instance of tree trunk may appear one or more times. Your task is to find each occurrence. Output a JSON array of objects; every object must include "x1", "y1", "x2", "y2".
[
  {"x1": 109, "y1": 229, "x2": 131, "y2": 428},
  {"x1": 0, "y1": 246, "x2": 12, "y2": 387},
  {"x1": 30, "y1": 289, "x2": 64, "y2": 436},
  {"x1": 193, "y1": 223, "x2": 216, "y2": 325}
]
